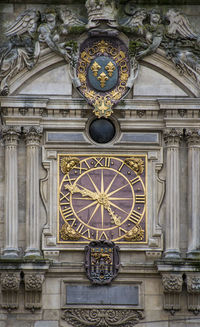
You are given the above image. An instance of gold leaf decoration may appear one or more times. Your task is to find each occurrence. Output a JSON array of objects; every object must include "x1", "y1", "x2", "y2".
[
  {"x1": 60, "y1": 223, "x2": 80, "y2": 241},
  {"x1": 60, "y1": 157, "x2": 80, "y2": 174},
  {"x1": 124, "y1": 225, "x2": 144, "y2": 242},
  {"x1": 124, "y1": 157, "x2": 144, "y2": 175}
]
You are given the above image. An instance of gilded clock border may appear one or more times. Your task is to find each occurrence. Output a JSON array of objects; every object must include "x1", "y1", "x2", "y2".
[{"x1": 57, "y1": 154, "x2": 148, "y2": 244}]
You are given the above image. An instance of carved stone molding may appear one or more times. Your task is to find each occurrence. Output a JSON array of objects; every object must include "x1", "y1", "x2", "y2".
[
  {"x1": 162, "y1": 274, "x2": 183, "y2": 293},
  {"x1": 24, "y1": 126, "x2": 43, "y2": 146},
  {"x1": 24, "y1": 273, "x2": 44, "y2": 311},
  {"x1": 62, "y1": 308, "x2": 144, "y2": 327},
  {"x1": 185, "y1": 129, "x2": 200, "y2": 147},
  {"x1": 163, "y1": 128, "x2": 182, "y2": 147},
  {"x1": 0, "y1": 272, "x2": 20, "y2": 311}
]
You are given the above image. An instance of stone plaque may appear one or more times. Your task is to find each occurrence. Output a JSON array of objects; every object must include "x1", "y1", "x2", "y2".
[{"x1": 66, "y1": 285, "x2": 139, "y2": 305}]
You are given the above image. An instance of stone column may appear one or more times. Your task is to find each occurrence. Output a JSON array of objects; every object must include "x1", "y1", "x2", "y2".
[
  {"x1": 2, "y1": 127, "x2": 21, "y2": 257},
  {"x1": 164, "y1": 128, "x2": 182, "y2": 258},
  {"x1": 186, "y1": 129, "x2": 200, "y2": 258},
  {"x1": 24, "y1": 127, "x2": 42, "y2": 257}
]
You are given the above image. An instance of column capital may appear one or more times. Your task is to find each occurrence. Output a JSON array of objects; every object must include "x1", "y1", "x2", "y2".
[
  {"x1": 1, "y1": 126, "x2": 21, "y2": 145},
  {"x1": 24, "y1": 126, "x2": 43, "y2": 146},
  {"x1": 185, "y1": 128, "x2": 200, "y2": 146},
  {"x1": 163, "y1": 128, "x2": 182, "y2": 146}
]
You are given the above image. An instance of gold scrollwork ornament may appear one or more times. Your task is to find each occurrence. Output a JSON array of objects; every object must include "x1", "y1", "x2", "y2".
[
  {"x1": 60, "y1": 223, "x2": 81, "y2": 241},
  {"x1": 93, "y1": 99, "x2": 113, "y2": 118},
  {"x1": 60, "y1": 157, "x2": 80, "y2": 174},
  {"x1": 124, "y1": 225, "x2": 144, "y2": 242},
  {"x1": 124, "y1": 157, "x2": 144, "y2": 175}
]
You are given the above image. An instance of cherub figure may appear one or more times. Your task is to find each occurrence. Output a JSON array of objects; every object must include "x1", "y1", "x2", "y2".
[{"x1": 0, "y1": 9, "x2": 40, "y2": 95}]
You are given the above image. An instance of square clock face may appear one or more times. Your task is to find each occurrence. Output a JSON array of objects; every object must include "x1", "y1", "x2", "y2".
[{"x1": 57, "y1": 155, "x2": 147, "y2": 244}]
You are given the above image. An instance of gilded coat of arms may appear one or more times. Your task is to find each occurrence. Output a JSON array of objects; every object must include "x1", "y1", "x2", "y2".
[
  {"x1": 85, "y1": 240, "x2": 120, "y2": 285},
  {"x1": 77, "y1": 37, "x2": 130, "y2": 118}
]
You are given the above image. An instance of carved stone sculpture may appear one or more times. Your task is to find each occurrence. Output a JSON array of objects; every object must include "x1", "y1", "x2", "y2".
[
  {"x1": 24, "y1": 273, "x2": 44, "y2": 311},
  {"x1": 85, "y1": 0, "x2": 118, "y2": 29},
  {"x1": 162, "y1": 274, "x2": 183, "y2": 293},
  {"x1": 1, "y1": 4, "x2": 200, "y2": 97},
  {"x1": 187, "y1": 275, "x2": 200, "y2": 294},
  {"x1": 0, "y1": 272, "x2": 21, "y2": 310},
  {"x1": 62, "y1": 308, "x2": 144, "y2": 327},
  {"x1": 0, "y1": 7, "x2": 84, "y2": 95},
  {"x1": 162, "y1": 273, "x2": 183, "y2": 314}
]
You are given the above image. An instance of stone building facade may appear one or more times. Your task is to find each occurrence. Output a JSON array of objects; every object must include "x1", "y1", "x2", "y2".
[{"x1": 0, "y1": 0, "x2": 200, "y2": 326}]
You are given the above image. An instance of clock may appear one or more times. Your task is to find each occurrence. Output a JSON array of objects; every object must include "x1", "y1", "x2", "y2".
[{"x1": 58, "y1": 155, "x2": 147, "y2": 243}]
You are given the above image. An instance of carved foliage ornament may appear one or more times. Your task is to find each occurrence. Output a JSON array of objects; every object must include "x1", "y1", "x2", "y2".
[
  {"x1": 85, "y1": 240, "x2": 120, "y2": 285},
  {"x1": 25, "y1": 274, "x2": 44, "y2": 291},
  {"x1": 1, "y1": 272, "x2": 20, "y2": 291},
  {"x1": 162, "y1": 274, "x2": 183, "y2": 293},
  {"x1": 62, "y1": 308, "x2": 144, "y2": 327},
  {"x1": 187, "y1": 275, "x2": 200, "y2": 294}
]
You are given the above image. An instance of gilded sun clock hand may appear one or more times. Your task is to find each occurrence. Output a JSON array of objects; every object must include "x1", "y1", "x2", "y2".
[{"x1": 58, "y1": 155, "x2": 147, "y2": 243}]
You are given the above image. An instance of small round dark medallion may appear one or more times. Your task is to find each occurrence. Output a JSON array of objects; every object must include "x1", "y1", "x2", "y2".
[{"x1": 89, "y1": 118, "x2": 116, "y2": 144}]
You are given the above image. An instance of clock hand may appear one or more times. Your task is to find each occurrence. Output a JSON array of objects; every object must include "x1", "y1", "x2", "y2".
[
  {"x1": 65, "y1": 184, "x2": 99, "y2": 201},
  {"x1": 65, "y1": 184, "x2": 121, "y2": 226},
  {"x1": 103, "y1": 202, "x2": 121, "y2": 226}
]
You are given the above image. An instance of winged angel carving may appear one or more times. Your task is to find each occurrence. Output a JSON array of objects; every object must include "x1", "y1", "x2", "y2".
[
  {"x1": 0, "y1": 8, "x2": 85, "y2": 95},
  {"x1": 123, "y1": 6, "x2": 200, "y2": 85}
]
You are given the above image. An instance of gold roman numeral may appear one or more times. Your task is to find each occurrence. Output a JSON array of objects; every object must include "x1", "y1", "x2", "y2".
[
  {"x1": 128, "y1": 210, "x2": 142, "y2": 224},
  {"x1": 62, "y1": 207, "x2": 74, "y2": 219},
  {"x1": 118, "y1": 162, "x2": 124, "y2": 171},
  {"x1": 135, "y1": 195, "x2": 145, "y2": 203},
  {"x1": 130, "y1": 176, "x2": 140, "y2": 185},
  {"x1": 95, "y1": 231, "x2": 109, "y2": 240},
  {"x1": 104, "y1": 157, "x2": 111, "y2": 167},
  {"x1": 76, "y1": 224, "x2": 91, "y2": 239},
  {"x1": 119, "y1": 227, "x2": 127, "y2": 236},
  {"x1": 60, "y1": 191, "x2": 70, "y2": 203}
]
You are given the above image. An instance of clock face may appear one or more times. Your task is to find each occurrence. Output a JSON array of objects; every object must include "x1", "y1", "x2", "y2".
[{"x1": 58, "y1": 155, "x2": 147, "y2": 243}]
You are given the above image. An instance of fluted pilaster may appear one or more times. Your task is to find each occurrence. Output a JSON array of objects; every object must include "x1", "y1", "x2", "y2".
[
  {"x1": 2, "y1": 126, "x2": 21, "y2": 257},
  {"x1": 186, "y1": 129, "x2": 200, "y2": 258},
  {"x1": 24, "y1": 126, "x2": 42, "y2": 257},
  {"x1": 164, "y1": 128, "x2": 182, "y2": 258}
]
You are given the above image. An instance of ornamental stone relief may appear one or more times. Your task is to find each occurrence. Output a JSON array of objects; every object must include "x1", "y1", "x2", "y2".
[
  {"x1": 1, "y1": 1, "x2": 200, "y2": 115},
  {"x1": 162, "y1": 274, "x2": 183, "y2": 293},
  {"x1": 62, "y1": 308, "x2": 144, "y2": 327}
]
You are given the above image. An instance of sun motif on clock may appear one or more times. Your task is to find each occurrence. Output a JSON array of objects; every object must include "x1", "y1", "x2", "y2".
[{"x1": 58, "y1": 155, "x2": 147, "y2": 243}]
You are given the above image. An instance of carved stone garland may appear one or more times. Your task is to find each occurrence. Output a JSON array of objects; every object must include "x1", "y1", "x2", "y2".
[{"x1": 62, "y1": 308, "x2": 144, "y2": 327}]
